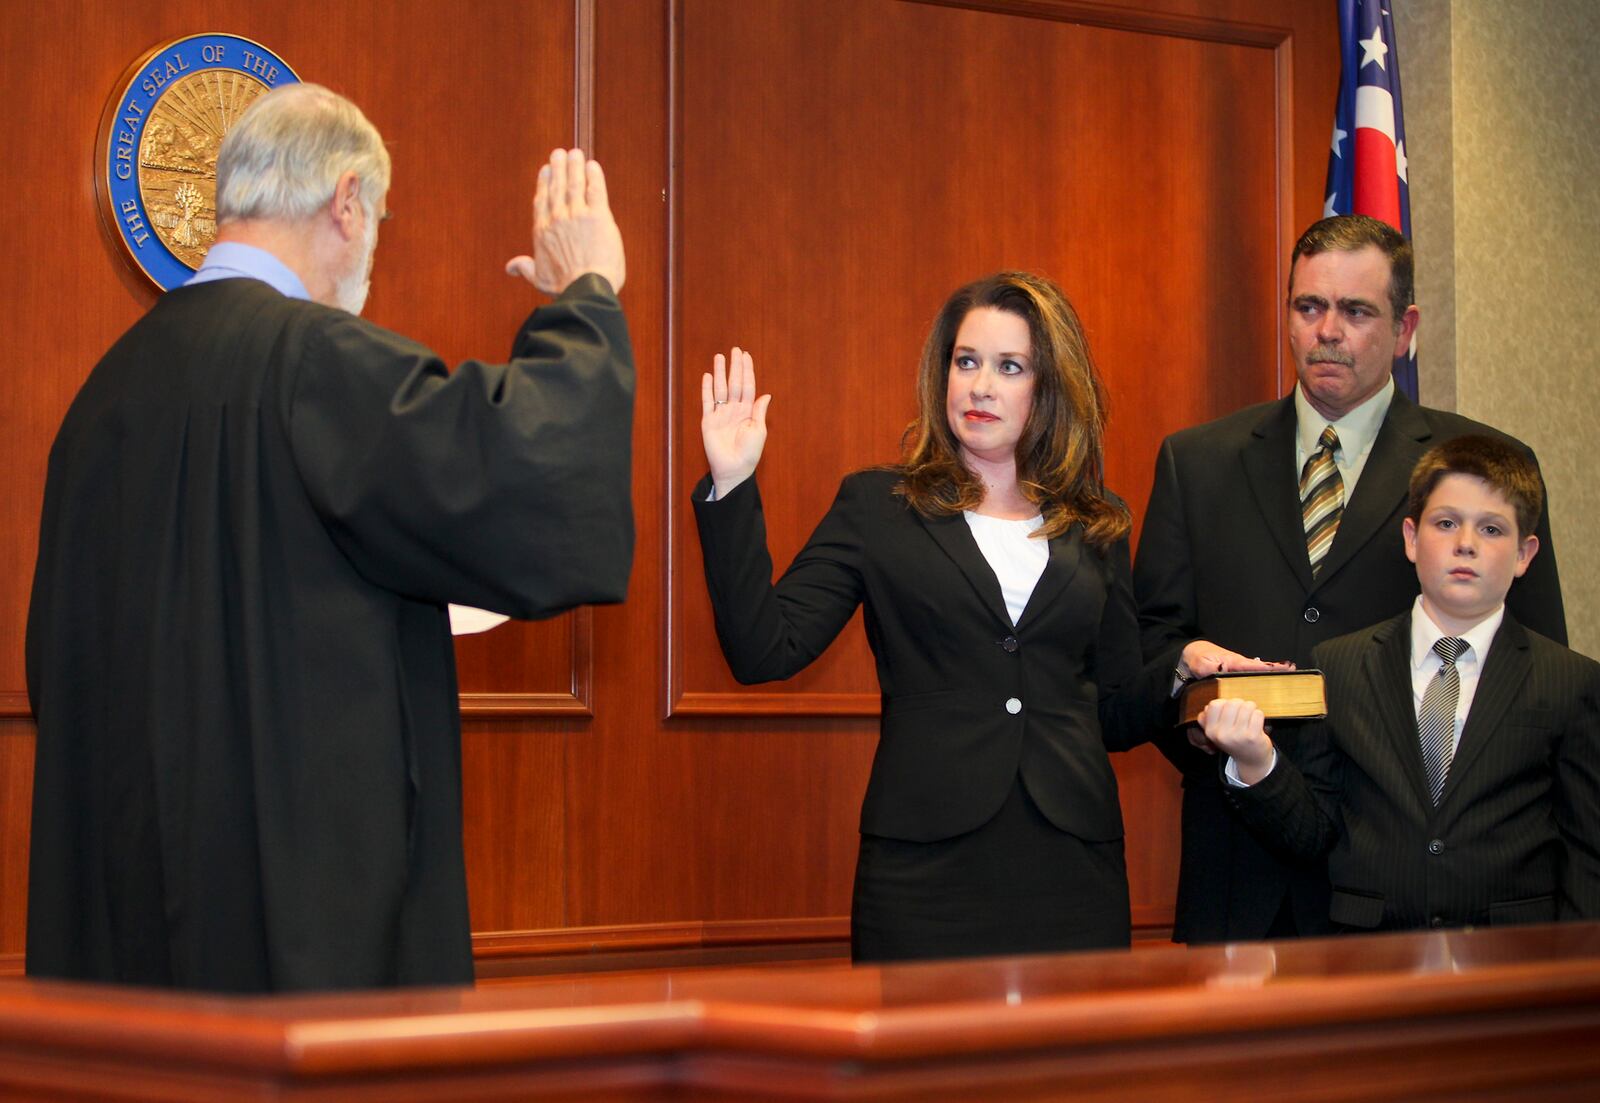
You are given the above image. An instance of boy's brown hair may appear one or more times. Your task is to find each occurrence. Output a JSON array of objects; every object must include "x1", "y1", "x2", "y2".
[{"x1": 1406, "y1": 435, "x2": 1542, "y2": 538}]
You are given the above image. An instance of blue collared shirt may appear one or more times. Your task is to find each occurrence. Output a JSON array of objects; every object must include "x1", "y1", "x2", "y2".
[{"x1": 185, "y1": 241, "x2": 310, "y2": 301}]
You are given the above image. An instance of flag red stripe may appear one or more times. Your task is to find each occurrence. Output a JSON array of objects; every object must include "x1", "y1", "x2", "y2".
[{"x1": 1352, "y1": 128, "x2": 1402, "y2": 231}]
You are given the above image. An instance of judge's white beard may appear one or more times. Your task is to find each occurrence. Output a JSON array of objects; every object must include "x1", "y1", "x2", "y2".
[{"x1": 333, "y1": 209, "x2": 378, "y2": 316}]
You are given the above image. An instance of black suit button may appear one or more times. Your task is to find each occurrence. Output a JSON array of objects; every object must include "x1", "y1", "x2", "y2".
[
  {"x1": 1303, "y1": 606, "x2": 1321, "y2": 623},
  {"x1": 1428, "y1": 839, "x2": 1444, "y2": 855},
  {"x1": 1000, "y1": 636, "x2": 1019, "y2": 653}
]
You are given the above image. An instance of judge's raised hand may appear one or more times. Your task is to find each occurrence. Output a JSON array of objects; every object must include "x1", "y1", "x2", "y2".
[
  {"x1": 506, "y1": 148, "x2": 626, "y2": 294},
  {"x1": 701, "y1": 347, "x2": 771, "y2": 499}
]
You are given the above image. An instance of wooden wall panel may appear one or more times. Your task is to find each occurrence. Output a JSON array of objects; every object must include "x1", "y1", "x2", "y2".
[
  {"x1": 1, "y1": 0, "x2": 1340, "y2": 966},
  {"x1": 456, "y1": 614, "x2": 590, "y2": 715},
  {"x1": 667, "y1": 0, "x2": 1288, "y2": 716},
  {"x1": 551, "y1": 0, "x2": 703, "y2": 931},
  {"x1": 460, "y1": 722, "x2": 568, "y2": 933},
  {"x1": 0, "y1": 725, "x2": 34, "y2": 959}
]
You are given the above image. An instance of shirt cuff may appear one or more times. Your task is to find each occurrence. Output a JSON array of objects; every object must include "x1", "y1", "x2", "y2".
[{"x1": 1224, "y1": 748, "x2": 1277, "y2": 788}]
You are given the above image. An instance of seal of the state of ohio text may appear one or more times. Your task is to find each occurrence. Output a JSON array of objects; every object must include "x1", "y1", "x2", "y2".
[{"x1": 98, "y1": 35, "x2": 299, "y2": 291}]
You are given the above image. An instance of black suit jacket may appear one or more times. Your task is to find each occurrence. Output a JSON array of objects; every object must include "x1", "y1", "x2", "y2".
[
  {"x1": 693, "y1": 469, "x2": 1173, "y2": 846},
  {"x1": 1223, "y1": 611, "x2": 1600, "y2": 931},
  {"x1": 1133, "y1": 390, "x2": 1566, "y2": 942}
]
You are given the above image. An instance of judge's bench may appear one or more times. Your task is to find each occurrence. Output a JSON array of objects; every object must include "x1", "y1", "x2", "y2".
[{"x1": 3, "y1": 921, "x2": 1600, "y2": 1101}]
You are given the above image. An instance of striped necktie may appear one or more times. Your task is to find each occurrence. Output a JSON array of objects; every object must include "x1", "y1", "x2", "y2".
[
  {"x1": 1300, "y1": 426, "x2": 1343, "y2": 577},
  {"x1": 1419, "y1": 637, "x2": 1467, "y2": 806}
]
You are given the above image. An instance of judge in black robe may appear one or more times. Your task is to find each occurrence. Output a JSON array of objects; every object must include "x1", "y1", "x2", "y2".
[{"x1": 25, "y1": 241, "x2": 633, "y2": 990}]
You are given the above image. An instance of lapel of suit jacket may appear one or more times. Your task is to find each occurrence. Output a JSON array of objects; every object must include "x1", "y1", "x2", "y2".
[
  {"x1": 1239, "y1": 396, "x2": 1314, "y2": 588},
  {"x1": 1364, "y1": 611, "x2": 1434, "y2": 809},
  {"x1": 1314, "y1": 390, "x2": 1429, "y2": 589},
  {"x1": 1439, "y1": 614, "x2": 1533, "y2": 810},
  {"x1": 916, "y1": 510, "x2": 1014, "y2": 629},
  {"x1": 1014, "y1": 523, "x2": 1084, "y2": 632}
]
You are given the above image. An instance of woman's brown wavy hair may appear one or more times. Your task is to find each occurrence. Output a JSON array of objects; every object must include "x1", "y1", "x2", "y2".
[{"x1": 894, "y1": 272, "x2": 1130, "y2": 548}]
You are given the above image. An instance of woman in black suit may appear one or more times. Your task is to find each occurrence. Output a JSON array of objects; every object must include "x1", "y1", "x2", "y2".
[{"x1": 693, "y1": 272, "x2": 1258, "y2": 963}]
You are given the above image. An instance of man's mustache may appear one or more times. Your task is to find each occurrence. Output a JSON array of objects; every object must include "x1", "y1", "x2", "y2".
[{"x1": 1305, "y1": 349, "x2": 1354, "y2": 366}]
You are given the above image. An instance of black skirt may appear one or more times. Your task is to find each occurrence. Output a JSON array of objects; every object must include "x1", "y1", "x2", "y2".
[{"x1": 850, "y1": 774, "x2": 1131, "y2": 963}]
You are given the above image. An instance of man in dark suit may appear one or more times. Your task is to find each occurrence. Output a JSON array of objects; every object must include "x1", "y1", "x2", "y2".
[
  {"x1": 1198, "y1": 436, "x2": 1600, "y2": 931},
  {"x1": 26, "y1": 83, "x2": 633, "y2": 992},
  {"x1": 1133, "y1": 215, "x2": 1566, "y2": 943}
]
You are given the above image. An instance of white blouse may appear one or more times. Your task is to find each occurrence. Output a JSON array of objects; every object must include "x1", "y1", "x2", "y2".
[{"x1": 962, "y1": 511, "x2": 1048, "y2": 626}]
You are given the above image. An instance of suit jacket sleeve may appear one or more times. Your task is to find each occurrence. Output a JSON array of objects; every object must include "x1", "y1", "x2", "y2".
[
  {"x1": 1134, "y1": 436, "x2": 1197, "y2": 664},
  {"x1": 1096, "y1": 532, "x2": 1180, "y2": 750},
  {"x1": 691, "y1": 472, "x2": 865, "y2": 684},
  {"x1": 1222, "y1": 713, "x2": 1343, "y2": 865},
  {"x1": 1131, "y1": 434, "x2": 1214, "y2": 772},
  {"x1": 1556, "y1": 660, "x2": 1600, "y2": 918},
  {"x1": 286, "y1": 274, "x2": 635, "y2": 619}
]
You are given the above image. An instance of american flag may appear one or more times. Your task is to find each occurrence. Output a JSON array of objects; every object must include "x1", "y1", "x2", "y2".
[{"x1": 1323, "y1": 0, "x2": 1417, "y2": 399}]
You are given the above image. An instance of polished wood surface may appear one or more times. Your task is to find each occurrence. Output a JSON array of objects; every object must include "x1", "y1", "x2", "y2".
[
  {"x1": 4, "y1": 924, "x2": 1600, "y2": 1100},
  {"x1": 1, "y1": 0, "x2": 1340, "y2": 964}
]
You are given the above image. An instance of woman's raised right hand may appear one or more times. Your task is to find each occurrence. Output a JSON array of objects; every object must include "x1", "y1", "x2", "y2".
[{"x1": 701, "y1": 346, "x2": 771, "y2": 499}]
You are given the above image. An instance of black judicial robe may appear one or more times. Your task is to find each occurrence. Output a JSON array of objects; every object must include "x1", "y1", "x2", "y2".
[{"x1": 25, "y1": 273, "x2": 634, "y2": 992}]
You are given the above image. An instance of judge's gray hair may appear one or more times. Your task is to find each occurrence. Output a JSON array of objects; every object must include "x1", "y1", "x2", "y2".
[{"x1": 216, "y1": 83, "x2": 391, "y2": 224}]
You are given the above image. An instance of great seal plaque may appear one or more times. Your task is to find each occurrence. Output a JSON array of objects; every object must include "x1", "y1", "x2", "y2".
[{"x1": 97, "y1": 35, "x2": 300, "y2": 291}]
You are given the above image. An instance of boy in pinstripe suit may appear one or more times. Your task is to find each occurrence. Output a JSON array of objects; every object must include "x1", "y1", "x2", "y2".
[{"x1": 1197, "y1": 436, "x2": 1600, "y2": 932}]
